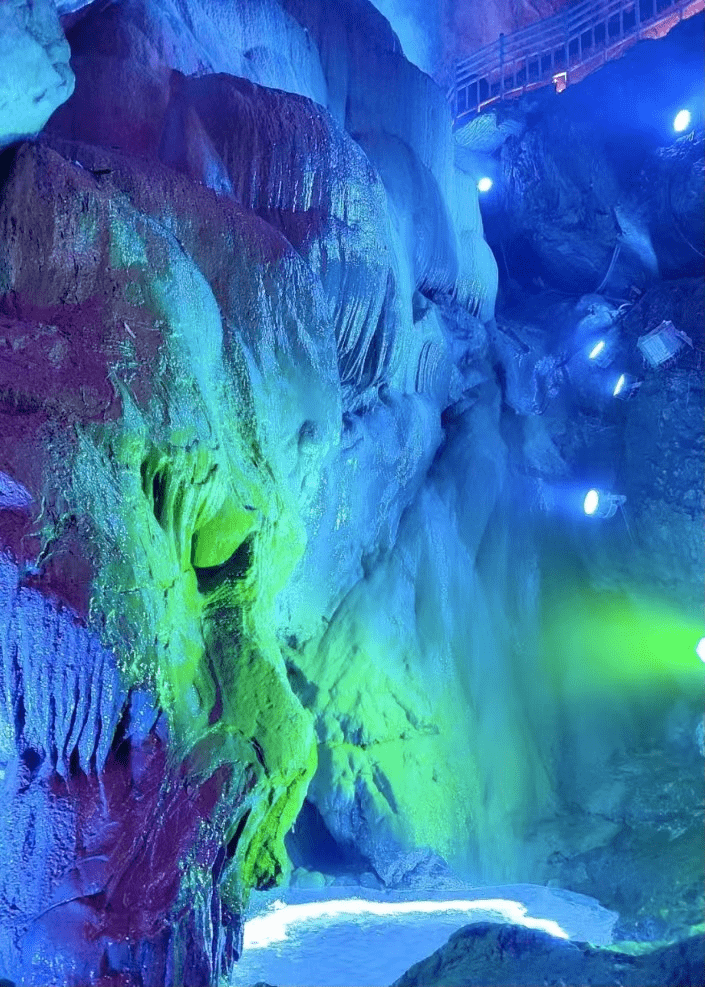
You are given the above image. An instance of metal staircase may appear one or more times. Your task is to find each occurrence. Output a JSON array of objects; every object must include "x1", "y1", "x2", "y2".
[{"x1": 451, "y1": 0, "x2": 704, "y2": 126}]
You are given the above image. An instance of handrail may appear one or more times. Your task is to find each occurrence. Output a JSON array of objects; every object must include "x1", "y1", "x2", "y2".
[{"x1": 451, "y1": 0, "x2": 704, "y2": 126}]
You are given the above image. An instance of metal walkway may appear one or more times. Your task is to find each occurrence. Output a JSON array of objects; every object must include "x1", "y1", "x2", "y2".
[{"x1": 451, "y1": 0, "x2": 704, "y2": 127}]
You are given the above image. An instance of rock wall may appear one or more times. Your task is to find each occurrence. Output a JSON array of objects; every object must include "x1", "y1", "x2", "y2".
[
  {"x1": 367, "y1": 0, "x2": 574, "y2": 80},
  {"x1": 0, "y1": 0, "x2": 74, "y2": 149},
  {"x1": 394, "y1": 922, "x2": 705, "y2": 987},
  {"x1": 0, "y1": 1, "x2": 519, "y2": 982},
  {"x1": 0, "y1": 1, "x2": 702, "y2": 984}
]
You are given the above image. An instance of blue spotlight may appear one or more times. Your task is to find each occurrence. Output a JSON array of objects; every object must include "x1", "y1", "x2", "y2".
[
  {"x1": 586, "y1": 336, "x2": 615, "y2": 367},
  {"x1": 477, "y1": 176, "x2": 493, "y2": 193},
  {"x1": 612, "y1": 373, "x2": 641, "y2": 400},
  {"x1": 583, "y1": 489, "x2": 626, "y2": 519},
  {"x1": 673, "y1": 109, "x2": 691, "y2": 133}
]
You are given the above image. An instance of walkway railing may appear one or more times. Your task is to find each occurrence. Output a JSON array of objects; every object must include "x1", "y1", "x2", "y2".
[{"x1": 451, "y1": 0, "x2": 704, "y2": 126}]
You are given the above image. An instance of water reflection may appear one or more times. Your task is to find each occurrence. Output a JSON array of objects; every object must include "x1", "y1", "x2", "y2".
[{"x1": 231, "y1": 884, "x2": 617, "y2": 986}]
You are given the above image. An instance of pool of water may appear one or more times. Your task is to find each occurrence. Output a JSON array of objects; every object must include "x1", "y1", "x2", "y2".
[{"x1": 229, "y1": 883, "x2": 618, "y2": 987}]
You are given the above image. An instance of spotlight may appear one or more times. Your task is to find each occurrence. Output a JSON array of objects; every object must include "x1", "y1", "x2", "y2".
[
  {"x1": 583, "y1": 489, "x2": 626, "y2": 519},
  {"x1": 477, "y1": 177, "x2": 493, "y2": 192},
  {"x1": 612, "y1": 373, "x2": 641, "y2": 399},
  {"x1": 673, "y1": 109, "x2": 691, "y2": 133},
  {"x1": 697, "y1": 638, "x2": 705, "y2": 663},
  {"x1": 583, "y1": 489, "x2": 599, "y2": 515},
  {"x1": 587, "y1": 338, "x2": 614, "y2": 367}
]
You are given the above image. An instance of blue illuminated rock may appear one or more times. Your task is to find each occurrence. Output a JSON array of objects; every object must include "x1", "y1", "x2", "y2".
[
  {"x1": 0, "y1": 0, "x2": 74, "y2": 149},
  {"x1": 393, "y1": 922, "x2": 705, "y2": 987}
]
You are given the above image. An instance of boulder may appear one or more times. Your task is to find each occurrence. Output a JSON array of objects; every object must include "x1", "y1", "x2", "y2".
[
  {"x1": 393, "y1": 922, "x2": 705, "y2": 987},
  {"x1": 0, "y1": 0, "x2": 74, "y2": 149}
]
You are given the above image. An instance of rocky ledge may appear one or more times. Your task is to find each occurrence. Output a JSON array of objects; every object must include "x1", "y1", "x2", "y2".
[{"x1": 393, "y1": 922, "x2": 705, "y2": 987}]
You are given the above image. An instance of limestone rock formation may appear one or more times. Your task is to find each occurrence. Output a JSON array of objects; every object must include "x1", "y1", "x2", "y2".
[
  {"x1": 0, "y1": 0, "x2": 74, "y2": 149},
  {"x1": 393, "y1": 922, "x2": 705, "y2": 987},
  {"x1": 0, "y1": 0, "x2": 702, "y2": 984},
  {"x1": 0, "y1": 0, "x2": 504, "y2": 979}
]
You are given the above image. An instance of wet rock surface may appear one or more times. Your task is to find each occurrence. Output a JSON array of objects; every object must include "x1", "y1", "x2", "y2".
[{"x1": 536, "y1": 739, "x2": 705, "y2": 942}]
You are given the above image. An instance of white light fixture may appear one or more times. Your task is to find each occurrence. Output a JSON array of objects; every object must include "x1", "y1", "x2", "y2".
[
  {"x1": 696, "y1": 638, "x2": 705, "y2": 663},
  {"x1": 612, "y1": 373, "x2": 641, "y2": 400},
  {"x1": 583, "y1": 489, "x2": 626, "y2": 519},
  {"x1": 674, "y1": 109, "x2": 691, "y2": 133},
  {"x1": 587, "y1": 338, "x2": 614, "y2": 367},
  {"x1": 477, "y1": 177, "x2": 493, "y2": 192}
]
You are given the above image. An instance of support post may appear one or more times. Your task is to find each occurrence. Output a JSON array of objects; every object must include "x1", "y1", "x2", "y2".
[{"x1": 499, "y1": 32, "x2": 505, "y2": 95}]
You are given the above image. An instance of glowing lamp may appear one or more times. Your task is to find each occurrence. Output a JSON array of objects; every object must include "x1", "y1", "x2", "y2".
[
  {"x1": 674, "y1": 109, "x2": 691, "y2": 132},
  {"x1": 477, "y1": 177, "x2": 493, "y2": 192},
  {"x1": 697, "y1": 638, "x2": 705, "y2": 663},
  {"x1": 583, "y1": 489, "x2": 626, "y2": 519},
  {"x1": 583, "y1": 489, "x2": 599, "y2": 515},
  {"x1": 613, "y1": 373, "x2": 641, "y2": 400},
  {"x1": 587, "y1": 338, "x2": 614, "y2": 368}
]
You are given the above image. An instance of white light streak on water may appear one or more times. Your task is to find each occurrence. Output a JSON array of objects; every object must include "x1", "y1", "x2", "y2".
[
  {"x1": 243, "y1": 896, "x2": 569, "y2": 949},
  {"x1": 230, "y1": 885, "x2": 617, "y2": 987}
]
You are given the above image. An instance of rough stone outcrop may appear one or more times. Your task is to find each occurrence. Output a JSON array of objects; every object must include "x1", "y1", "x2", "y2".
[
  {"x1": 575, "y1": 277, "x2": 704, "y2": 614},
  {"x1": 393, "y1": 922, "x2": 705, "y2": 987},
  {"x1": 0, "y1": 136, "x2": 328, "y2": 983},
  {"x1": 0, "y1": 552, "x2": 248, "y2": 985},
  {"x1": 0, "y1": 0, "x2": 74, "y2": 149},
  {"x1": 482, "y1": 20, "x2": 704, "y2": 298},
  {"x1": 638, "y1": 132, "x2": 705, "y2": 279}
]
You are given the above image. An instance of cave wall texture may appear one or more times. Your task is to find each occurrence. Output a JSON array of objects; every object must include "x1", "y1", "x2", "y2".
[
  {"x1": 366, "y1": 0, "x2": 574, "y2": 80},
  {"x1": 0, "y1": 0, "x2": 703, "y2": 985}
]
